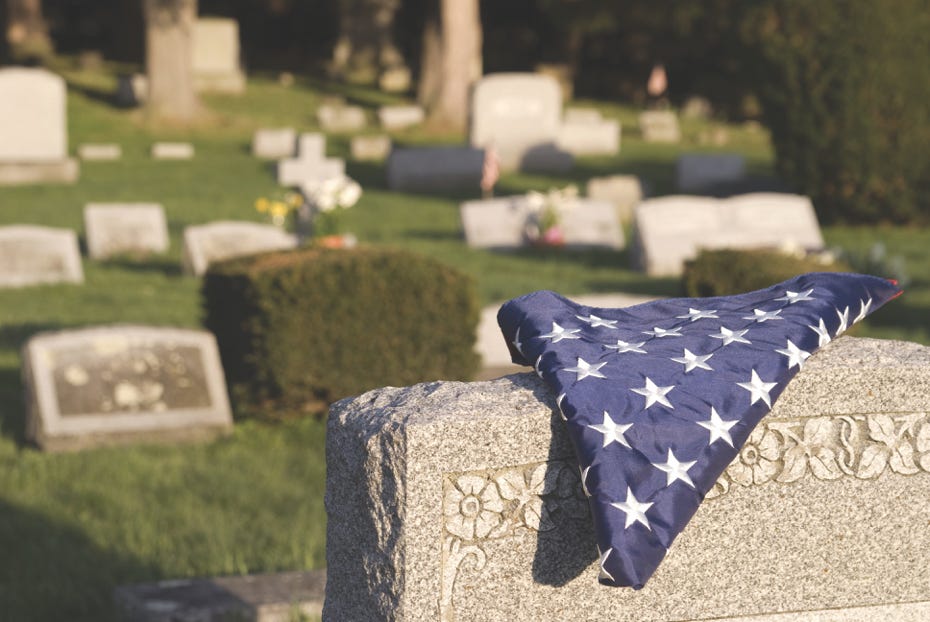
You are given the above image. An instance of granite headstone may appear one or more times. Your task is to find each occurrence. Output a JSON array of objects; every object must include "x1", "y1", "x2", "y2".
[{"x1": 83, "y1": 203, "x2": 169, "y2": 259}]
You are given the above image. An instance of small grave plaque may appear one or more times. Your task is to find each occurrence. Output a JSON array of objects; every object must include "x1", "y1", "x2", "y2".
[
  {"x1": 78, "y1": 143, "x2": 122, "y2": 161},
  {"x1": 0, "y1": 225, "x2": 83, "y2": 288},
  {"x1": 252, "y1": 128, "x2": 295, "y2": 159},
  {"x1": 84, "y1": 203, "x2": 169, "y2": 259},
  {"x1": 351, "y1": 135, "x2": 392, "y2": 161},
  {"x1": 152, "y1": 143, "x2": 195, "y2": 160},
  {"x1": 23, "y1": 325, "x2": 233, "y2": 451},
  {"x1": 557, "y1": 118, "x2": 620, "y2": 156},
  {"x1": 317, "y1": 104, "x2": 367, "y2": 132},
  {"x1": 182, "y1": 221, "x2": 298, "y2": 276},
  {"x1": 378, "y1": 105, "x2": 425, "y2": 130},
  {"x1": 639, "y1": 110, "x2": 681, "y2": 143}
]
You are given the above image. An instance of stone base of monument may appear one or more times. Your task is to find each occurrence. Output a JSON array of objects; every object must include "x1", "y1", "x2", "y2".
[
  {"x1": 325, "y1": 337, "x2": 930, "y2": 621},
  {"x1": 114, "y1": 569, "x2": 325, "y2": 622},
  {"x1": 0, "y1": 159, "x2": 79, "y2": 185}
]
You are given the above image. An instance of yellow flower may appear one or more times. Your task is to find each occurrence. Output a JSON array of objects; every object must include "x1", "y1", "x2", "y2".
[
  {"x1": 286, "y1": 192, "x2": 304, "y2": 207},
  {"x1": 254, "y1": 197, "x2": 270, "y2": 213},
  {"x1": 270, "y1": 201, "x2": 289, "y2": 217}
]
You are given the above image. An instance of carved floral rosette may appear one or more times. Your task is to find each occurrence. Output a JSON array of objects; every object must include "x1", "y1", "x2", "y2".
[{"x1": 438, "y1": 412, "x2": 930, "y2": 617}]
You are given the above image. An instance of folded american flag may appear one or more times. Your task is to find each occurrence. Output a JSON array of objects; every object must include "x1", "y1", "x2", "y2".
[{"x1": 497, "y1": 272, "x2": 901, "y2": 588}]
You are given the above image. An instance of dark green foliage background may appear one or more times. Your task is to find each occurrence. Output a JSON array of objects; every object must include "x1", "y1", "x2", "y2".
[
  {"x1": 203, "y1": 246, "x2": 480, "y2": 413},
  {"x1": 682, "y1": 249, "x2": 852, "y2": 298}
]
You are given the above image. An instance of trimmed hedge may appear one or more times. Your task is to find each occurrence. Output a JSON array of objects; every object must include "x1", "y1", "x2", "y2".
[
  {"x1": 682, "y1": 249, "x2": 851, "y2": 298},
  {"x1": 202, "y1": 246, "x2": 480, "y2": 415},
  {"x1": 747, "y1": 1, "x2": 930, "y2": 224}
]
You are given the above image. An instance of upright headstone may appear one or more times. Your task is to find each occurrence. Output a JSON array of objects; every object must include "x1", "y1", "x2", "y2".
[
  {"x1": 325, "y1": 337, "x2": 930, "y2": 621},
  {"x1": 557, "y1": 118, "x2": 620, "y2": 156},
  {"x1": 0, "y1": 225, "x2": 83, "y2": 287},
  {"x1": 252, "y1": 128, "x2": 296, "y2": 159},
  {"x1": 22, "y1": 325, "x2": 233, "y2": 451},
  {"x1": 470, "y1": 73, "x2": 572, "y2": 172},
  {"x1": 317, "y1": 104, "x2": 367, "y2": 132},
  {"x1": 277, "y1": 133, "x2": 345, "y2": 187},
  {"x1": 115, "y1": 73, "x2": 148, "y2": 107},
  {"x1": 633, "y1": 193, "x2": 825, "y2": 276},
  {"x1": 377, "y1": 105, "x2": 425, "y2": 131},
  {"x1": 638, "y1": 110, "x2": 681, "y2": 143},
  {"x1": 84, "y1": 204, "x2": 169, "y2": 259},
  {"x1": 386, "y1": 146, "x2": 484, "y2": 192},
  {"x1": 182, "y1": 221, "x2": 298, "y2": 276},
  {"x1": 676, "y1": 153, "x2": 747, "y2": 193},
  {"x1": 586, "y1": 175, "x2": 643, "y2": 223},
  {"x1": 0, "y1": 68, "x2": 79, "y2": 185},
  {"x1": 351, "y1": 135, "x2": 392, "y2": 161},
  {"x1": 460, "y1": 196, "x2": 625, "y2": 250},
  {"x1": 192, "y1": 17, "x2": 246, "y2": 93}
]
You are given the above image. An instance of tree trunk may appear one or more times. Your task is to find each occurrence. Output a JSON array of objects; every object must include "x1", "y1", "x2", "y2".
[
  {"x1": 416, "y1": 8, "x2": 442, "y2": 109},
  {"x1": 428, "y1": 0, "x2": 481, "y2": 131},
  {"x1": 144, "y1": 0, "x2": 200, "y2": 123},
  {"x1": 5, "y1": 0, "x2": 52, "y2": 62},
  {"x1": 331, "y1": 0, "x2": 403, "y2": 85}
]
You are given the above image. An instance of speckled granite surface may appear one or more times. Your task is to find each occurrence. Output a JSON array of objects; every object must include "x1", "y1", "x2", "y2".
[{"x1": 324, "y1": 337, "x2": 930, "y2": 621}]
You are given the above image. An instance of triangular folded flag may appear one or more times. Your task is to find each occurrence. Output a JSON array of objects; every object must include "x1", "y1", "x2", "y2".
[{"x1": 497, "y1": 273, "x2": 901, "y2": 589}]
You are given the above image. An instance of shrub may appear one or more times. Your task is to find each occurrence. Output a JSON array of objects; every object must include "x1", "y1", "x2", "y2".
[
  {"x1": 202, "y1": 246, "x2": 480, "y2": 416},
  {"x1": 682, "y1": 249, "x2": 851, "y2": 297},
  {"x1": 746, "y1": 1, "x2": 930, "y2": 224}
]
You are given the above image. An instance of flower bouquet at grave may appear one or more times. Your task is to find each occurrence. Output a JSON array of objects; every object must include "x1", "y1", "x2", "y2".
[
  {"x1": 254, "y1": 191, "x2": 304, "y2": 228},
  {"x1": 523, "y1": 184, "x2": 579, "y2": 248},
  {"x1": 297, "y1": 175, "x2": 363, "y2": 248}
]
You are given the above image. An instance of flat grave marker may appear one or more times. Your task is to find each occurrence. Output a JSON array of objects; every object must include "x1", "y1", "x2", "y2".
[
  {"x1": 152, "y1": 142, "x2": 195, "y2": 160},
  {"x1": 182, "y1": 221, "x2": 298, "y2": 276},
  {"x1": 252, "y1": 128, "x2": 295, "y2": 159},
  {"x1": 639, "y1": 110, "x2": 681, "y2": 143},
  {"x1": 84, "y1": 203, "x2": 169, "y2": 260},
  {"x1": 0, "y1": 225, "x2": 83, "y2": 287}
]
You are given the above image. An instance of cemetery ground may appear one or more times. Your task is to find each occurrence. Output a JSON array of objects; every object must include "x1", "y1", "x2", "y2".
[{"x1": 1, "y1": 63, "x2": 929, "y2": 621}]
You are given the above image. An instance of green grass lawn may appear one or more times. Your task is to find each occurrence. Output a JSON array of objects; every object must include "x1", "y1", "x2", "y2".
[{"x1": 1, "y1": 61, "x2": 928, "y2": 621}]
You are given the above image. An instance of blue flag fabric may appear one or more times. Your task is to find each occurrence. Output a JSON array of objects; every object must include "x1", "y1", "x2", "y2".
[{"x1": 497, "y1": 273, "x2": 901, "y2": 589}]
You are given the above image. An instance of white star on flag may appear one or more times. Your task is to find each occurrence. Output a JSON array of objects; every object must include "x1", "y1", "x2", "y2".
[
  {"x1": 563, "y1": 357, "x2": 607, "y2": 381},
  {"x1": 743, "y1": 308, "x2": 783, "y2": 322},
  {"x1": 775, "y1": 339, "x2": 811, "y2": 370},
  {"x1": 676, "y1": 308, "x2": 719, "y2": 321},
  {"x1": 737, "y1": 369, "x2": 777, "y2": 408},
  {"x1": 696, "y1": 407, "x2": 738, "y2": 446},
  {"x1": 631, "y1": 377, "x2": 675, "y2": 409},
  {"x1": 576, "y1": 314, "x2": 618, "y2": 329},
  {"x1": 670, "y1": 349, "x2": 713, "y2": 372},
  {"x1": 808, "y1": 318, "x2": 831, "y2": 347},
  {"x1": 598, "y1": 546, "x2": 615, "y2": 581},
  {"x1": 580, "y1": 466, "x2": 592, "y2": 497},
  {"x1": 652, "y1": 449, "x2": 697, "y2": 488},
  {"x1": 854, "y1": 298, "x2": 872, "y2": 324},
  {"x1": 710, "y1": 326, "x2": 751, "y2": 346},
  {"x1": 588, "y1": 411, "x2": 633, "y2": 448},
  {"x1": 604, "y1": 339, "x2": 647, "y2": 354},
  {"x1": 776, "y1": 288, "x2": 815, "y2": 303},
  {"x1": 611, "y1": 487, "x2": 653, "y2": 530},
  {"x1": 643, "y1": 326, "x2": 682, "y2": 338},
  {"x1": 511, "y1": 327, "x2": 523, "y2": 356},
  {"x1": 835, "y1": 306, "x2": 849, "y2": 335},
  {"x1": 540, "y1": 322, "x2": 581, "y2": 342}
]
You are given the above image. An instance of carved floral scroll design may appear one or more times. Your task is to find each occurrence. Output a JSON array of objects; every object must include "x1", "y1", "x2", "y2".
[{"x1": 710, "y1": 413, "x2": 930, "y2": 498}]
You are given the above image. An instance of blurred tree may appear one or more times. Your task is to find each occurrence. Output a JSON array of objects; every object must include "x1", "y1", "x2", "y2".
[
  {"x1": 5, "y1": 0, "x2": 53, "y2": 62},
  {"x1": 420, "y1": 0, "x2": 481, "y2": 131},
  {"x1": 144, "y1": 0, "x2": 200, "y2": 122},
  {"x1": 330, "y1": 0, "x2": 404, "y2": 85}
]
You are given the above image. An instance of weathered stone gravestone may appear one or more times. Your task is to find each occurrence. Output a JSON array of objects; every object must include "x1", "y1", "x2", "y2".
[
  {"x1": 252, "y1": 128, "x2": 296, "y2": 159},
  {"x1": 83, "y1": 203, "x2": 169, "y2": 260},
  {"x1": 378, "y1": 105, "x2": 425, "y2": 131},
  {"x1": 22, "y1": 325, "x2": 233, "y2": 451},
  {"x1": 586, "y1": 175, "x2": 643, "y2": 223},
  {"x1": 0, "y1": 67, "x2": 79, "y2": 185},
  {"x1": 460, "y1": 196, "x2": 625, "y2": 251},
  {"x1": 387, "y1": 146, "x2": 484, "y2": 192},
  {"x1": 151, "y1": 143, "x2": 194, "y2": 160},
  {"x1": 676, "y1": 153, "x2": 747, "y2": 193},
  {"x1": 78, "y1": 143, "x2": 122, "y2": 161},
  {"x1": 638, "y1": 110, "x2": 681, "y2": 143},
  {"x1": 115, "y1": 73, "x2": 147, "y2": 107},
  {"x1": 317, "y1": 103, "x2": 367, "y2": 132},
  {"x1": 192, "y1": 17, "x2": 246, "y2": 93},
  {"x1": 182, "y1": 221, "x2": 298, "y2": 276},
  {"x1": 277, "y1": 132, "x2": 345, "y2": 187},
  {"x1": 470, "y1": 73, "x2": 573, "y2": 173},
  {"x1": 557, "y1": 114, "x2": 620, "y2": 156},
  {"x1": 0, "y1": 225, "x2": 83, "y2": 287},
  {"x1": 633, "y1": 193, "x2": 824, "y2": 276},
  {"x1": 351, "y1": 135, "x2": 391, "y2": 161},
  {"x1": 477, "y1": 293, "x2": 659, "y2": 369},
  {"x1": 325, "y1": 337, "x2": 930, "y2": 621}
]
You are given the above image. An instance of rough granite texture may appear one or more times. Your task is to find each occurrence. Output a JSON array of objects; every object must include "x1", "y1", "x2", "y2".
[{"x1": 324, "y1": 337, "x2": 930, "y2": 621}]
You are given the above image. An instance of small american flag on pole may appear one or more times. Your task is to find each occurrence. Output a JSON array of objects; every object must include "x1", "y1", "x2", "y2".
[
  {"x1": 497, "y1": 272, "x2": 901, "y2": 588},
  {"x1": 480, "y1": 144, "x2": 500, "y2": 198}
]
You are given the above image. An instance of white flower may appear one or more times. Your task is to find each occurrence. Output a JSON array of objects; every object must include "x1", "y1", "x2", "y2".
[
  {"x1": 444, "y1": 474, "x2": 503, "y2": 540},
  {"x1": 338, "y1": 180, "x2": 362, "y2": 208}
]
